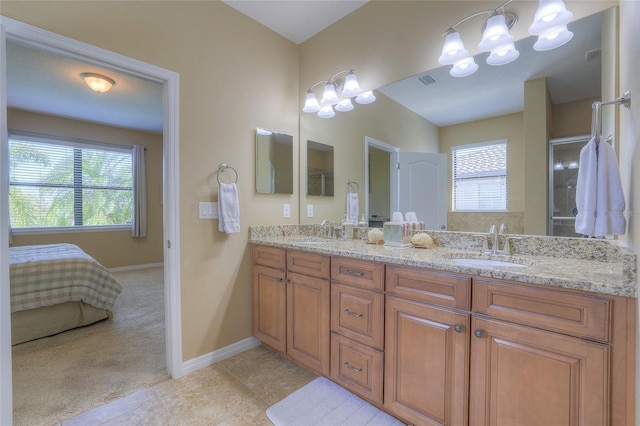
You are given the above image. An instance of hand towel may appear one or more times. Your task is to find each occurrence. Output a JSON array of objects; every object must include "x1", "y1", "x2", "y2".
[
  {"x1": 575, "y1": 137, "x2": 598, "y2": 236},
  {"x1": 594, "y1": 139, "x2": 626, "y2": 236},
  {"x1": 218, "y1": 183, "x2": 240, "y2": 233},
  {"x1": 347, "y1": 192, "x2": 359, "y2": 225}
]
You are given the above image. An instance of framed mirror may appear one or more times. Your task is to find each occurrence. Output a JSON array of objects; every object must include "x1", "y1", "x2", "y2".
[
  {"x1": 307, "y1": 141, "x2": 334, "y2": 196},
  {"x1": 255, "y1": 128, "x2": 293, "y2": 194}
]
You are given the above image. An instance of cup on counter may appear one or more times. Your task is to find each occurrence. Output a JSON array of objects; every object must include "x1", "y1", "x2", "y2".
[{"x1": 391, "y1": 211, "x2": 404, "y2": 222}]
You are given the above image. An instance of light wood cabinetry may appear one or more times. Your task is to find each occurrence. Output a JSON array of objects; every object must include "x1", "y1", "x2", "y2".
[
  {"x1": 384, "y1": 265, "x2": 471, "y2": 426},
  {"x1": 251, "y1": 245, "x2": 330, "y2": 376},
  {"x1": 330, "y1": 256, "x2": 385, "y2": 404}
]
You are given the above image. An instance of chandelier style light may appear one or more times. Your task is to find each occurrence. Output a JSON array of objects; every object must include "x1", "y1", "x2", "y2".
[
  {"x1": 438, "y1": 0, "x2": 573, "y2": 77},
  {"x1": 302, "y1": 69, "x2": 376, "y2": 119},
  {"x1": 80, "y1": 72, "x2": 116, "y2": 93}
]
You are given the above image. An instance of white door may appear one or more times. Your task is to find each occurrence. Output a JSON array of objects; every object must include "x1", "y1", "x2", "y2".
[{"x1": 399, "y1": 152, "x2": 447, "y2": 231}]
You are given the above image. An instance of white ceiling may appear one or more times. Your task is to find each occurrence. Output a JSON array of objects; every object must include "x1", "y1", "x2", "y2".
[{"x1": 5, "y1": 2, "x2": 603, "y2": 133}]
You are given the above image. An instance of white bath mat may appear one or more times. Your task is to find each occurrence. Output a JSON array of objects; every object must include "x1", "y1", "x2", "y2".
[{"x1": 266, "y1": 377, "x2": 405, "y2": 426}]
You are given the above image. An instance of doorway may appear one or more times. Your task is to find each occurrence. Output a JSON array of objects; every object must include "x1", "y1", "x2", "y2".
[
  {"x1": 365, "y1": 137, "x2": 399, "y2": 226},
  {"x1": 0, "y1": 17, "x2": 182, "y2": 424}
]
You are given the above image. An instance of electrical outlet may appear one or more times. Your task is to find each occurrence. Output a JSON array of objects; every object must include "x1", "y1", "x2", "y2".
[
  {"x1": 307, "y1": 204, "x2": 314, "y2": 217},
  {"x1": 283, "y1": 204, "x2": 291, "y2": 218}
]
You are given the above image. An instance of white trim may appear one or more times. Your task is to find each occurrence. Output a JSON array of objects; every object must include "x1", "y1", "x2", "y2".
[
  {"x1": 364, "y1": 137, "x2": 400, "y2": 220},
  {"x1": 0, "y1": 16, "x2": 183, "y2": 423},
  {"x1": 109, "y1": 262, "x2": 164, "y2": 273},
  {"x1": 181, "y1": 337, "x2": 261, "y2": 376},
  {"x1": 0, "y1": 22, "x2": 14, "y2": 426}
]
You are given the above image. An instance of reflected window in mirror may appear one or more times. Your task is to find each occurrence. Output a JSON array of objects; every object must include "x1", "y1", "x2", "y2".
[
  {"x1": 307, "y1": 141, "x2": 334, "y2": 196},
  {"x1": 255, "y1": 128, "x2": 293, "y2": 194}
]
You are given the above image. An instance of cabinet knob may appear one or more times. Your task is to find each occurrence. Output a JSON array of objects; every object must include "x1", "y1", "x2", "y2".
[
  {"x1": 474, "y1": 329, "x2": 485, "y2": 338},
  {"x1": 276, "y1": 278, "x2": 283, "y2": 283},
  {"x1": 454, "y1": 324, "x2": 464, "y2": 333}
]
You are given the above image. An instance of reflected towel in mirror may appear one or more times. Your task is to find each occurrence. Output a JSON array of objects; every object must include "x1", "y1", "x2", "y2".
[{"x1": 347, "y1": 192, "x2": 359, "y2": 224}]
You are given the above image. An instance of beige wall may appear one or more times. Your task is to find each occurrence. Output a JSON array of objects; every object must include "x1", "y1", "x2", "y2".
[
  {"x1": 551, "y1": 97, "x2": 598, "y2": 139},
  {"x1": 1, "y1": 0, "x2": 300, "y2": 360},
  {"x1": 439, "y1": 112, "x2": 525, "y2": 232},
  {"x1": 7, "y1": 108, "x2": 164, "y2": 268}
]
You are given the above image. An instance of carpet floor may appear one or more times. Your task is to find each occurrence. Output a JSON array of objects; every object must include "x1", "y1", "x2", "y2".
[{"x1": 11, "y1": 266, "x2": 169, "y2": 426}]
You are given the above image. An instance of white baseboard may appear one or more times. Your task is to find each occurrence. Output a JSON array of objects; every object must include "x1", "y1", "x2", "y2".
[
  {"x1": 181, "y1": 337, "x2": 261, "y2": 376},
  {"x1": 109, "y1": 262, "x2": 164, "y2": 273}
]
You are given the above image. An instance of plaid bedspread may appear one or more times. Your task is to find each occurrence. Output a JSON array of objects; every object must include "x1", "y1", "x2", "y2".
[{"x1": 9, "y1": 243, "x2": 123, "y2": 313}]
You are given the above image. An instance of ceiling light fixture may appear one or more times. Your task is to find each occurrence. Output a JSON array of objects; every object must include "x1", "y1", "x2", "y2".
[
  {"x1": 302, "y1": 69, "x2": 375, "y2": 119},
  {"x1": 80, "y1": 72, "x2": 116, "y2": 93},
  {"x1": 438, "y1": 0, "x2": 573, "y2": 77}
]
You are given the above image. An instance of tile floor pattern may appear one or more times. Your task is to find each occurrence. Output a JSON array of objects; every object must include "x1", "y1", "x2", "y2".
[{"x1": 60, "y1": 345, "x2": 317, "y2": 426}]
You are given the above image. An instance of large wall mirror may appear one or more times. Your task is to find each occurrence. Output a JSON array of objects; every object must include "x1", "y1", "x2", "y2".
[
  {"x1": 307, "y1": 141, "x2": 334, "y2": 196},
  {"x1": 298, "y1": 6, "x2": 617, "y2": 238},
  {"x1": 256, "y1": 128, "x2": 293, "y2": 194}
]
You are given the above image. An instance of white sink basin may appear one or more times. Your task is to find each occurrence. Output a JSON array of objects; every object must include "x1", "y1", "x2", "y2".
[{"x1": 451, "y1": 258, "x2": 527, "y2": 268}]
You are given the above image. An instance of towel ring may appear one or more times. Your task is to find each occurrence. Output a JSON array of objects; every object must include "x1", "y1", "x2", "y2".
[
  {"x1": 347, "y1": 180, "x2": 359, "y2": 193},
  {"x1": 217, "y1": 163, "x2": 238, "y2": 184}
]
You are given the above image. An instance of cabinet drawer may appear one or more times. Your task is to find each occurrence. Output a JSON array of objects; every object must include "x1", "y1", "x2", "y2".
[
  {"x1": 331, "y1": 333, "x2": 383, "y2": 405},
  {"x1": 386, "y1": 264, "x2": 471, "y2": 310},
  {"x1": 331, "y1": 256, "x2": 384, "y2": 291},
  {"x1": 331, "y1": 283, "x2": 384, "y2": 349},
  {"x1": 287, "y1": 250, "x2": 330, "y2": 279},
  {"x1": 252, "y1": 244, "x2": 286, "y2": 270},
  {"x1": 473, "y1": 278, "x2": 611, "y2": 342}
]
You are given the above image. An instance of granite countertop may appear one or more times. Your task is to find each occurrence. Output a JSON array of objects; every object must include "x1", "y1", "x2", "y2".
[{"x1": 250, "y1": 228, "x2": 637, "y2": 298}]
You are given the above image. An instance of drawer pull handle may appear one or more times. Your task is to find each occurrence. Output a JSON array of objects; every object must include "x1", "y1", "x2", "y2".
[
  {"x1": 345, "y1": 269, "x2": 364, "y2": 277},
  {"x1": 454, "y1": 324, "x2": 464, "y2": 333},
  {"x1": 345, "y1": 309, "x2": 363, "y2": 317},
  {"x1": 344, "y1": 362, "x2": 362, "y2": 372},
  {"x1": 474, "y1": 329, "x2": 485, "y2": 338}
]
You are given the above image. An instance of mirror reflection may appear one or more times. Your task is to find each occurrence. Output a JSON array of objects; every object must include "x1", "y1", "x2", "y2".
[
  {"x1": 256, "y1": 128, "x2": 293, "y2": 194},
  {"x1": 307, "y1": 141, "x2": 334, "y2": 196},
  {"x1": 299, "y1": 7, "x2": 615, "y2": 237}
]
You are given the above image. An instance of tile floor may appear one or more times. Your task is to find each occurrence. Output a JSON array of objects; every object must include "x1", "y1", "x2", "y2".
[{"x1": 60, "y1": 345, "x2": 317, "y2": 426}]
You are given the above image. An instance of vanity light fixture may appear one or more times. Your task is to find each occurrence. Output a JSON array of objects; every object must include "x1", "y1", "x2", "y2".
[
  {"x1": 554, "y1": 160, "x2": 565, "y2": 170},
  {"x1": 80, "y1": 72, "x2": 116, "y2": 93},
  {"x1": 302, "y1": 69, "x2": 375, "y2": 118},
  {"x1": 438, "y1": 0, "x2": 573, "y2": 76},
  {"x1": 567, "y1": 160, "x2": 579, "y2": 169}
]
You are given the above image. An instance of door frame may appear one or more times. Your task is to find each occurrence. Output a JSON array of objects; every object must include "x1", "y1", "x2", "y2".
[
  {"x1": 364, "y1": 136, "x2": 399, "y2": 220},
  {"x1": 0, "y1": 17, "x2": 183, "y2": 424}
]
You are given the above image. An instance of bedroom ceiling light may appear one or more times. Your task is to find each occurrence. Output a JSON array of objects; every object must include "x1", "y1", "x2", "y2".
[
  {"x1": 438, "y1": 0, "x2": 573, "y2": 76},
  {"x1": 302, "y1": 69, "x2": 375, "y2": 119},
  {"x1": 80, "y1": 72, "x2": 115, "y2": 93}
]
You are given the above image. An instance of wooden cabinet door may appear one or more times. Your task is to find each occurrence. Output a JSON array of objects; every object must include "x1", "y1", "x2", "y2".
[
  {"x1": 252, "y1": 264, "x2": 286, "y2": 353},
  {"x1": 287, "y1": 271, "x2": 330, "y2": 376},
  {"x1": 470, "y1": 316, "x2": 610, "y2": 426},
  {"x1": 384, "y1": 295, "x2": 470, "y2": 426}
]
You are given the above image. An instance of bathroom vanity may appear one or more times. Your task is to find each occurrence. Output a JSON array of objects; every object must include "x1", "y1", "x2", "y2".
[{"x1": 250, "y1": 226, "x2": 636, "y2": 426}]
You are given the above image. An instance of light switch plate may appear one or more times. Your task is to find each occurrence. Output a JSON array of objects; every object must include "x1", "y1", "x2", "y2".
[
  {"x1": 307, "y1": 204, "x2": 314, "y2": 217},
  {"x1": 283, "y1": 204, "x2": 291, "y2": 218},
  {"x1": 199, "y1": 202, "x2": 218, "y2": 219}
]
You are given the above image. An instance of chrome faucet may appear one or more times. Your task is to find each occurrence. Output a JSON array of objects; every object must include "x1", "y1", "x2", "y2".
[
  {"x1": 320, "y1": 220, "x2": 332, "y2": 238},
  {"x1": 489, "y1": 225, "x2": 499, "y2": 254},
  {"x1": 488, "y1": 223, "x2": 509, "y2": 254}
]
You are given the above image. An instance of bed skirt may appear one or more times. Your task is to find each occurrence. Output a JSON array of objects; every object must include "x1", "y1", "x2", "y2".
[{"x1": 11, "y1": 301, "x2": 110, "y2": 345}]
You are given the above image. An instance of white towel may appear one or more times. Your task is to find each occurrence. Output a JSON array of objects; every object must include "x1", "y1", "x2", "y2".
[
  {"x1": 218, "y1": 183, "x2": 240, "y2": 233},
  {"x1": 575, "y1": 137, "x2": 598, "y2": 235},
  {"x1": 594, "y1": 139, "x2": 626, "y2": 236},
  {"x1": 347, "y1": 192, "x2": 359, "y2": 225}
]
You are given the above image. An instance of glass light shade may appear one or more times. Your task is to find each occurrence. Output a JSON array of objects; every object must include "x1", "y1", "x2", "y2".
[
  {"x1": 529, "y1": 0, "x2": 573, "y2": 35},
  {"x1": 335, "y1": 98, "x2": 354, "y2": 112},
  {"x1": 554, "y1": 161, "x2": 565, "y2": 170},
  {"x1": 320, "y1": 83, "x2": 340, "y2": 105},
  {"x1": 449, "y1": 57, "x2": 478, "y2": 78},
  {"x1": 80, "y1": 73, "x2": 115, "y2": 93},
  {"x1": 568, "y1": 160, "x2": 579, "y2": 169},
  {"x1": 533, "y1": 26, "x2": 573, "y2": 51},
  {"x1": 355, "y1": 90, "x2": 376, "y2": 105},
  {"x1": 478, "y1": 14, "x2": 514, "y2": 52},
  {"x1": 486, "y1": 43, "x2": 520, "y2": 66},
  {"x1": 302, "y1": 92, "x2": 321, "y2": 113},
  {"x1": 341, "y1": 72, "x2": 363, "y2": 97},
  {"x1": 438, "y1": 31, "x2": 470, "y2": 65},
  {"x1": 317, "y1": 105, "x2": 335, "y2": 119}
]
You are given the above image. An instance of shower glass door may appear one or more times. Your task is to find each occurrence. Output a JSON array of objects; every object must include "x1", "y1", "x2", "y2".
[{"x1": 548, "y1": 135, "x2": 590, "y2": 237}]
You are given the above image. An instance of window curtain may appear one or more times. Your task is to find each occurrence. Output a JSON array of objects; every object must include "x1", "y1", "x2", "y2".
[{"x1": 132, "y1": 145, "x2": 147, "y2": 238}]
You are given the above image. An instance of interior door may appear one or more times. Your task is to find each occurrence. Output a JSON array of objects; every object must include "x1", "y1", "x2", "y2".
[{"x1": 399, "y1": 152, "x2": 447, "y2": 230}]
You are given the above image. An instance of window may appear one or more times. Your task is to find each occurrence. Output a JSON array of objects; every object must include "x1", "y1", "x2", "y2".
[
  {"x1": 452, "y1": 140, "x2": 507, "y2": 211},
  {"x1": 9, "y1": 132, "x2": 133, "y2": 229}
]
